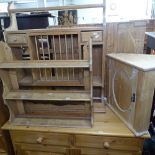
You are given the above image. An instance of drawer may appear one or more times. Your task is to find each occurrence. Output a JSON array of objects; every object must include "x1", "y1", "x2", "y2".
[
  {"x1": 11, "y1": 131, "x2": 70, "y2": 146},
  {"x1": 6, "y1": 34, "x2": 27, "y2": 44},
  {"x1": 15, "y1": 143, "x2": 66, "y2": 155},
  {"x1": 75, "y1": 135, "x2": 142, "y2": 151},
  {"x1": 80, "y1": 147, "x2": 136, "y2": 155},
  {"x1": 81, "y1": 31, "x2": 103, "y2": 42}
]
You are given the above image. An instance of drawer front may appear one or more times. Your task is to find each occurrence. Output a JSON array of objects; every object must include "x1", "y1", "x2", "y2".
[
  {"x1": 81, "y1": 31, "x2": 103, "y2": 42},
  {"x1": 15, "y1": 143, "x2": 66, "y2": 155},
  {"x1": 75, "y1": 135, "x2": 142, "y2": 151},
  {"x1": 80, "y1": 147, "x2": 136, "y2": 155},
  {"x1": 6, "y1": 34, "x2": 27, "y2": 44},
  {"x1": 11, "y1": 131, "x2": 70, "y2": 146}
]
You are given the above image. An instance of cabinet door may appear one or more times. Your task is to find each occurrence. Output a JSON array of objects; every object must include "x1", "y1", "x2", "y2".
[{"x1": 108, "y1": 59, "x2": 138, "y2": 127}]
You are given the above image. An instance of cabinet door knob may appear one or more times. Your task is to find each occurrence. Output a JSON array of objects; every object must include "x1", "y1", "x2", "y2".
[
  {"x1": 36, "y1": 137, "x2": 44, "y2": 144},
  {"x1": 103, "y1": 142, "x2": 110, "y2": 149}
]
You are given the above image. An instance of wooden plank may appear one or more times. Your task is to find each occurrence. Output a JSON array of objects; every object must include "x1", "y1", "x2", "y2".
[
  {"x1": 133, "y1": 71, "x2": 155, "y2": 132},
  {"x1": 10, "y1": 4, "x2": 105, "y2": 13},
  {"x1": 5, "y1": 26, "x2": 103, "y2": 34},
  {"x1": 0, "y1": 60, "x2": 90, "y2": 68},
  {"x1": 4, "y1": 91, "x2": 91, "y2": 101},
  {"x1": 11, "y1": 117, "x2": 91, "y2": 128},
  {"x1": 5, "y1": 42, "x2": 25, "y2": 115},
  {"x1": 83, "y1": 44, "x2": 90, "y2": 90},
  {"x1": 19, "y1": 76, "x2": 83, "y2": 87}
]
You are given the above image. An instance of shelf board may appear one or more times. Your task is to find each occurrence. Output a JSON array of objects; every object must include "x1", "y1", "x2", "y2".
[
  {"x1": 20, "y1": 76, "x2": 102, "y2": 87},
  {"x1": 10, "y1": 4, "x2": 105, "y2": 13},
  {"x1": 11, "y1": 117, "x2": 91, "y2": 128},
  {"x1": 19, "y1": 76, "x2": 102, "y2": 87},
  {"x1": 0, "y1": 60, "x2": 90, "y2": 69},
  {"x1": 19, "y1": 76, "x2": 84, "y2": 87},
  {"x1": 80, "y1": 42, "x2": 103, "y2": 46},
  {"x1": 4, "y1": 90, "x2": 91, "y2": 101}
]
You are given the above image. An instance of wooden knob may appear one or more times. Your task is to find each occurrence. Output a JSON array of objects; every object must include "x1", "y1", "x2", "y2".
[
  {"x1": 92, "y1": 32, "x2": 99, "y2": 39},
  {"x1": 36, "y1": 137, "x2": 44, "y2": 144},
  {"x1": 13, "y1": 38, "x2": 17, "y2": 42},
  {"x1": 103, "y1": 142, "x2": 110, "y2": 149}
]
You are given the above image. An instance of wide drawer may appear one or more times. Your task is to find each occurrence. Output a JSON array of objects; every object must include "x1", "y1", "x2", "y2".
[
  {"x1": 80, "y1": 147, "x2": 137, "y2": 155},
  {"x1": 75, "y1": 135, "x2": 143, "y2": 151},
  {"x1": 15, "y1": 143, "x2": 66, "y2": 155},
  {"x1": 81, "y1": 31, "x2": 103, "y2": 42},
  {"x1": 6, "y1": 34, "x2": 28, "y2": 44},
  {"x1": 11, "y1": 131, "x2": 70, "y2": 146}
]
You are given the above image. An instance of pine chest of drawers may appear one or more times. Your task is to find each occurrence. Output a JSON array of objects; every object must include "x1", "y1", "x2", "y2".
[{"x1": 3, "y1": 107, "x2": 148, "y2": 155}]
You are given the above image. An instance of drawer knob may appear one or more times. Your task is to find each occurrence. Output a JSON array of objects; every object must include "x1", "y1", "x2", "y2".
[
  {"x1": 103, "y1": 142, "x2": 110, "y2": 149},
  {"x1": 92, "y1": 32, "x2": 99, "y2": 39},
  {"x1": 13, "y1": 38, "x2": 17, "y2": 42},
  {"x1": 36, "y1": 137, "x2": 44, "y2": 144}
]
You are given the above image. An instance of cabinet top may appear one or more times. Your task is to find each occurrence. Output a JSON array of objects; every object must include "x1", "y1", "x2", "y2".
[{"x1": 107, "y1": 53, "x2": 155, "y2": 71}]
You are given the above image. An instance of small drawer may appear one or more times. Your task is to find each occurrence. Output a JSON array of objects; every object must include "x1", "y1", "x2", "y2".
[
  {"x1": 81, "y1": 31, "x2": 103, "y2": 42},
  {"x1": 11, "y1": 131, "x2": 70, "y2": 146},
  {"x1": 75, "y1": 135, "x2": 142, "y2": 151},
  {"x1": 6, "y1": 34, "x2": 27, "y2": 44}
]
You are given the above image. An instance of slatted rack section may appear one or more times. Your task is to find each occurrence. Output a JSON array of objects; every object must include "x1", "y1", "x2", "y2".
[
  {"x1": 28, "y1": 32, "x2": 82, "y2": 83},
  {"x1": 0, "y1": 1, "x2": 107, "y2": 127},
  {"x1": 0, "y1": 34, "x2": 93, "y2": 127}
]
